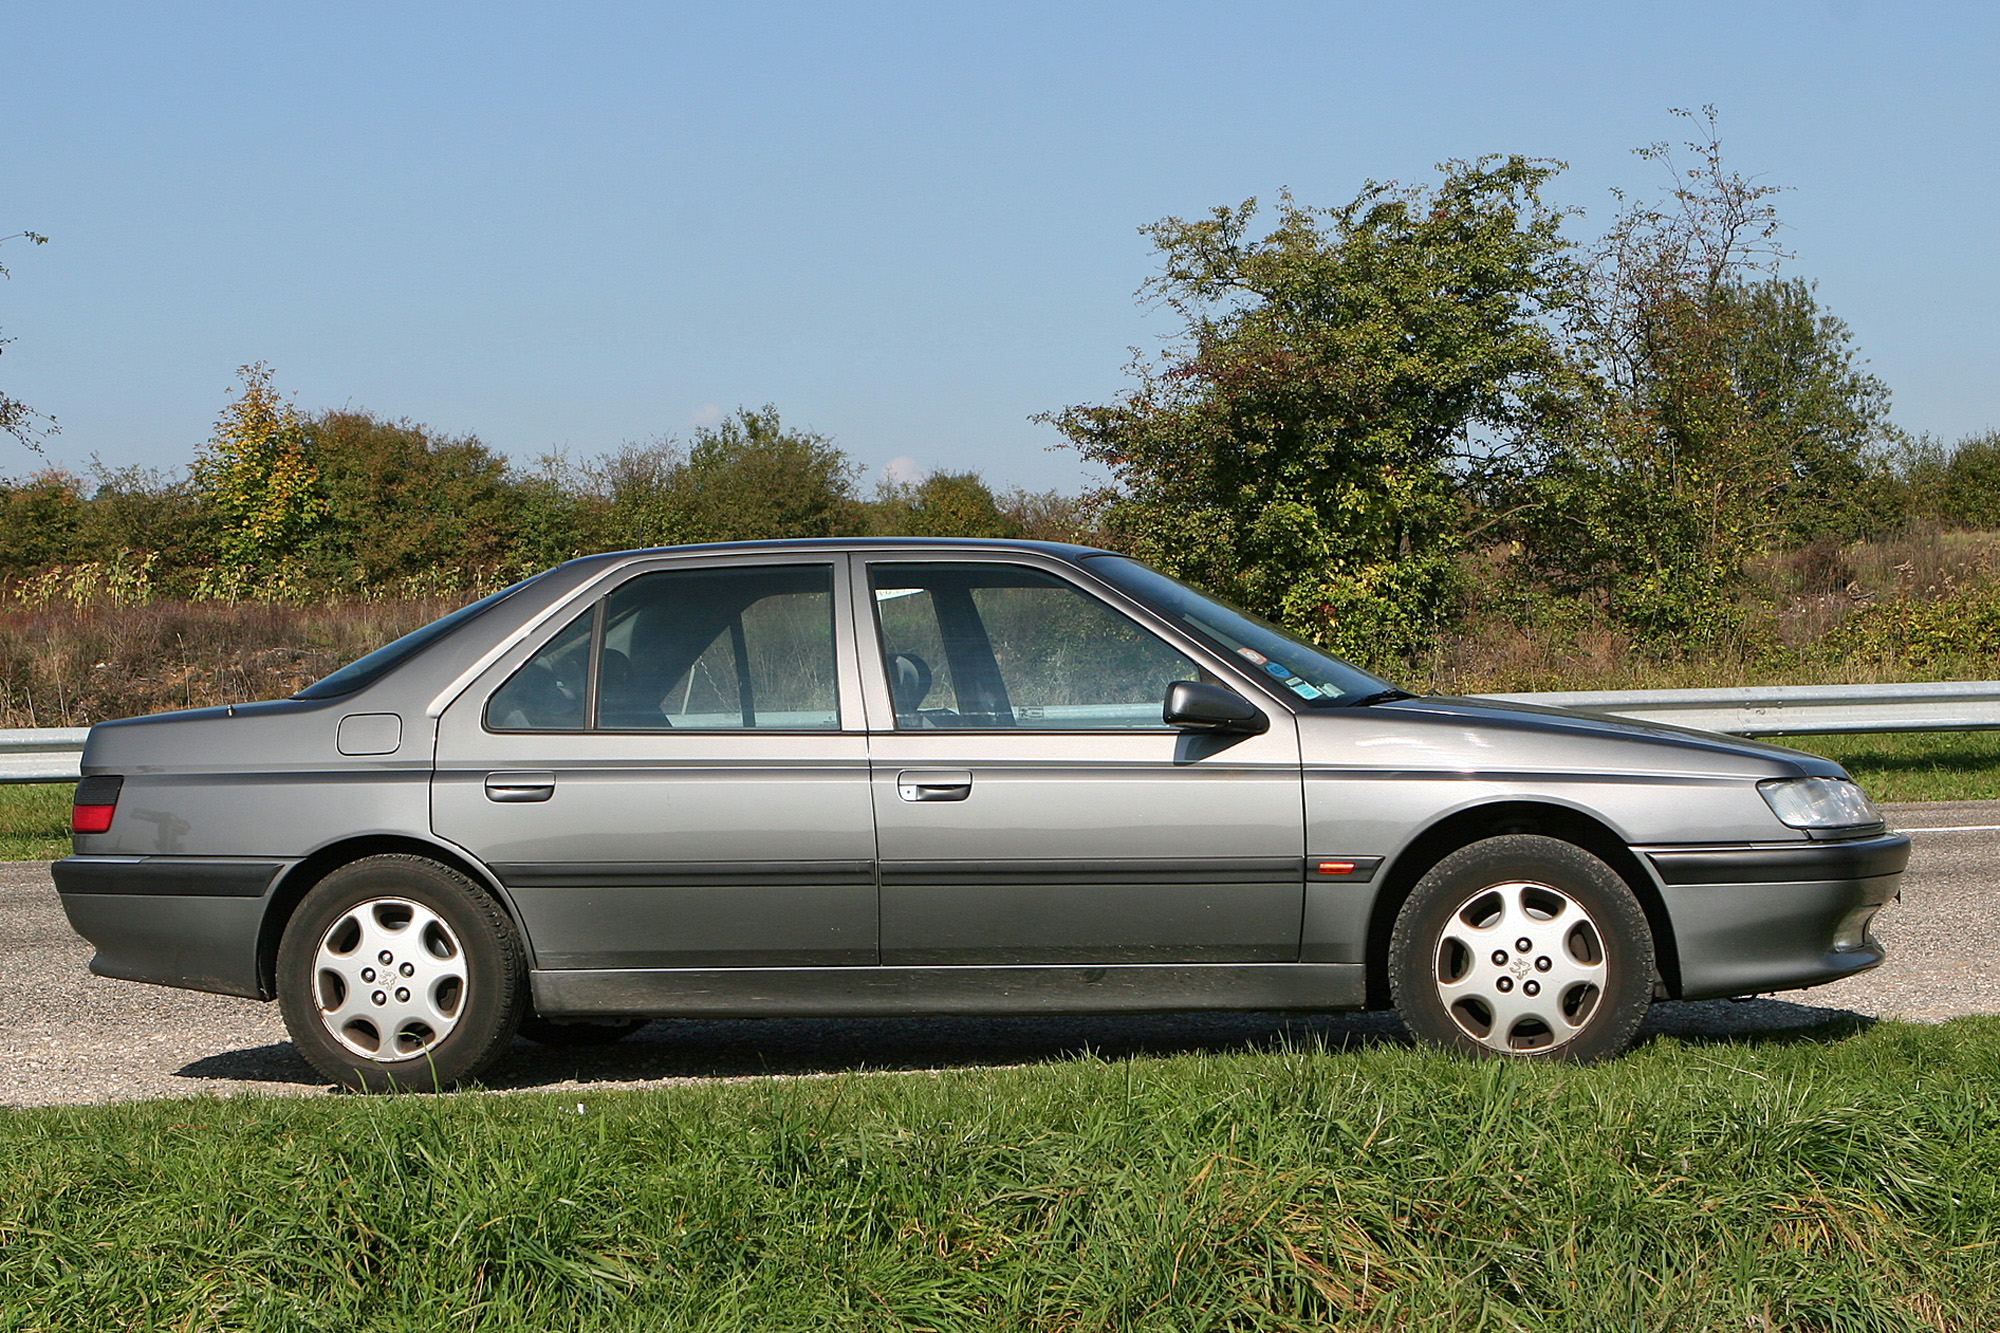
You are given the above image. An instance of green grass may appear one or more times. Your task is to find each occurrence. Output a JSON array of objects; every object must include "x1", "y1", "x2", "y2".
[
  {"x1": 0, "y1": 782, "x2": 67, "y2": 861},
  {"x1": 3, "y1": 1018, "x2": 1997, "y2": 1329},
  {"x1": 1785, "y1": 731, "x2": 2000, "y2": 803}
]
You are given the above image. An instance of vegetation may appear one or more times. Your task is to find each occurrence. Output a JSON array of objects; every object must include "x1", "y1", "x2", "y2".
[
  {"x1": 1042, "y1": 156, "x2": 1584, "y2": 665},
  {"x1": 1, "y1": 1018, "x2": 1995, "y2": 1328},
  {"x1": 0, "y1": 229, "x2": 56, "y2": 452},
  {"x1": 0, "y1": 783, "x2": 66, "y2": 860},
  {"x1": 6, "y1": 111, "x2": 2000, "y2": 706},
  {"x1": 1049, "y1": 110, "x2": 1940, "y2": 671},
  {"x1": 1792, "y1": 732, "x2": 2000, "y2": 805}
]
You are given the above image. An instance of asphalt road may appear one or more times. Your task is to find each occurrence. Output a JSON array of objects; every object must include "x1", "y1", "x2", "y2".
[{"x1": 4, "y1": 800, "x2": 1997, "y2": 1107}]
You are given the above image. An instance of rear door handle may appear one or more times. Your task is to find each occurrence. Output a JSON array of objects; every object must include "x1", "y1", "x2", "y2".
[
  {"x1": 897, "y1": 770, "x2": 972, "y2": 802},
  {"x1": 484, "y1": 770, "x2": 555, "y2": 803}
]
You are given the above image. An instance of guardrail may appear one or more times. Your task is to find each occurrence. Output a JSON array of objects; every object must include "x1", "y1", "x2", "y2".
[
  {"x1": 0, "y1": 729, "x2": 92, "y2": 784},
  {"x1": 1476, "y1": 680, "x2": 2000, "y2": 738},
  {"x1": 5, "y1": 681, "x2": 1999, "y2": 782}
]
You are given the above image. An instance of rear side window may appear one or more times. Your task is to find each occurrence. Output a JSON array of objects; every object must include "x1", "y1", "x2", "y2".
[{"x1": 486, "y1": 564, "x2": 840, "y2": 732}]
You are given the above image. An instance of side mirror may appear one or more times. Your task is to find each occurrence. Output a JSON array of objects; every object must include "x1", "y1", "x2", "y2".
[{"x1": 1163, "y1": 680, "x2": 1268, "y2": 735}]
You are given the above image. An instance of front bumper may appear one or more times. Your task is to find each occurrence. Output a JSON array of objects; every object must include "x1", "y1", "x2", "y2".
[
  {"x1": 1640, "y1": 832, "x2": 1909, "y2": 1001},
  {"x1": 52, "y1": 855, "x2": 292, "y2": 999}
]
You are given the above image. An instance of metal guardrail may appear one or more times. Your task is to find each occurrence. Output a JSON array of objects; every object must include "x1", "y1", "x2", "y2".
[
  {"x1": 0, "y1": 729, "x2": 92, "y2": 784},
  {"x1": 5, "y1": 681, "x2": 1999, "y2": 782},
  {"x1": 1477, "y1": 680, "x2": 2000, "y2": 738}
]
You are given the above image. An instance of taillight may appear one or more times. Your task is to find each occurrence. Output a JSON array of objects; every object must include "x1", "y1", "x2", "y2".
[{"x1": 71, "y1": 775, "x2": 123, "y2": 835}]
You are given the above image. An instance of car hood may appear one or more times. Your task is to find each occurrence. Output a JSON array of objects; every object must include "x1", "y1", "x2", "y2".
[{"x1": 1296, "y1": 693, "x2": 1847, "y2": 780}]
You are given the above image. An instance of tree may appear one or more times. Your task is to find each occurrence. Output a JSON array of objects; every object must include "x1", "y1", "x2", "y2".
[
  {"x1": 74, "y1": 463, "x2": 200, "y2": 578},
  {"x1": 586, "y1": 439, "x2": 691, "y2": 551},
  {"x1": 1927, "y1": 430, "x2": 2000, "y2": 530},
  {"x1": 1044, "y1": 157, "x2": 1586, "y2": 666},
  {"x1": 673, "y1": 407, "x2": 861, "y2": 543},
  {"x1": 1519, "y1": 110, "x2": 1898, "y2": 638},
  {"x1": 869, "y1": 469, "x2": 1021, "y2": 538},
  {"x1": 0, "y1": 231, "x2": 56, "y2": 453},
  {"x1": 0, "y1": 468, "x2": 86, "y2": 575},
  {"x1": 190, "y1": 364, "x2": 325, "y2": 593},
  {"x1": 300, "y1": 410, "x2": 521, "y2": 589}
]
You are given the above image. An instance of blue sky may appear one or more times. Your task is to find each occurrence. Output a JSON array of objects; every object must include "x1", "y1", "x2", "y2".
[{"x1": 4, "y1": 1, "x2": 1996, "y2": 494}]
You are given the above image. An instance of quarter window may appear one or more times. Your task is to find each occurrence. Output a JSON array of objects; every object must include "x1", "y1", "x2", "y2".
[{"x1": 485, "y1": 606, "x2": 593, "y2": 730}]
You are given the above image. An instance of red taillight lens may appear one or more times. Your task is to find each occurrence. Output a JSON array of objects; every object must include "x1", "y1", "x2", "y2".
[
  {"x1": 72, "y1": 804, "x2": 116, "y2": 834},
  {"x1": 71, "y1": 775, "x2": 123, "y2": 835}
]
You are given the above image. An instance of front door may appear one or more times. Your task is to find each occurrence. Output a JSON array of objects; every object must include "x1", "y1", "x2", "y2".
[
  {"x1": 433, "y1": 557, "x2": 877, "y2": 970},
  {"x1": 860, "y1": 557, "x2": 1305, "y2": 965}
]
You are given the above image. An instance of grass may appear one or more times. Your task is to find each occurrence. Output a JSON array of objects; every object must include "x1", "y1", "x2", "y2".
[
  {"x1": 0, "y1": 782, "x2": 67, "y2": 861},
  {"x1": 0, "y1": 596, "x2": 463, "y2": 729},
  {"x1": 1788, "y1": 731, "x2": 2000, "y2": 804},
  {"x1": 1, "y1": 1017, "x2": 1996, "y2": 1329}
]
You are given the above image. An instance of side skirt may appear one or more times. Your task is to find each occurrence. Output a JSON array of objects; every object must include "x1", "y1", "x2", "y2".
[{"x1": 531, "y1": 962, "x2": 1368, "y2": 1019}]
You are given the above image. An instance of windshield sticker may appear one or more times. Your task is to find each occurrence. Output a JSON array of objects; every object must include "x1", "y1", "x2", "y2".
[
  {"x1": 1288, "y1": 680, "x2": 1324, "y2": 700},
  {"x1": 1236, "y1": 647, "x2": 1269, "y2": 665},
  {"x1": 1264, "y1": 662, "x2": 1291, "y2": 678}
]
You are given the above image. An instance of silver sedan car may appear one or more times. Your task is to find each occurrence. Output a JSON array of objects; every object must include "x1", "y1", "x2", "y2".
[{"x1": 53, "y1": 540, "x2": 1908, "y2": 1089}]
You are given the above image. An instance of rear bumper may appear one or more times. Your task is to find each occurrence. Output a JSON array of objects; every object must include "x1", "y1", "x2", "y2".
[
  {"x1": 52, "y1": 855, "x2": 290, "y2": 999},
  {"x1": 1640, "y1": 833, "x2": 1910, "y2": 1001}
]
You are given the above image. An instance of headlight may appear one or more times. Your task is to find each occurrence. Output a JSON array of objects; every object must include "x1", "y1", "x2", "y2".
[{"x1": 1758, "y1": 777, "x2": 1882, "y2": 831}]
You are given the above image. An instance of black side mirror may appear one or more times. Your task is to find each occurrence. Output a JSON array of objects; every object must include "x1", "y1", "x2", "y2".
[{"x1": 1163, "y1": 680, "x2": 1268, "y2": 735}]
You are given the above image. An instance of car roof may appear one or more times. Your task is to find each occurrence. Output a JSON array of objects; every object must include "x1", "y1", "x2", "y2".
[{"x1": 552, "y1": 536, "x2": 1114, "y2": 575}]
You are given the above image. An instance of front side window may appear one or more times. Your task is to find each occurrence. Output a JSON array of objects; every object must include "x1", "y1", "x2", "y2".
[
  {"x1": 871, "y1": 563, "x2": 1198, "y2": 730},
  {"x1": 487, "y1": 564, "x2": 839, "y2": 731},
  {"x1": 1081, "y1": 555, "x2": 1397, "y2": 707}
]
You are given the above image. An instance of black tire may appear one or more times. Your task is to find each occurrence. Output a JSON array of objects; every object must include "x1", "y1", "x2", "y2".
[
  {"x1": 518, "y1": 1016, "x2": 650, "y2": 1047},
  {"x1": 276, "y1": 855, "x2": 528, "y2": 1091},
  {"x1": 1388, "y1": 835, "x2": 1655, "y2": 1062}
]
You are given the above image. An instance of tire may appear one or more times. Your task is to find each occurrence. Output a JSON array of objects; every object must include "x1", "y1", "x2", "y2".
[
  {"x1": 276, "y1": 855, "x2": 528, "y2": 1091},
  {"x1": 519, "y1": 1016, "x2": 650, "y2": 1047},
  {"x1": 1388, "y1": 835, "x2": 1655, "y2": 1062}
]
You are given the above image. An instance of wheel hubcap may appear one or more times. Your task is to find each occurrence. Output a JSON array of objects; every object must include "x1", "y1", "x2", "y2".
[
  {"x1": 312, "y1": 898, "x2": 466, "y2": 1061},
  {"x1": 1433, "y1": 880, "x2": 1607, "y2": 1053}
]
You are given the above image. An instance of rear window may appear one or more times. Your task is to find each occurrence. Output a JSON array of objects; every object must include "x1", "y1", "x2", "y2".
[{"x1": 293, "y1": 577, "x2": 540, "y2": 700}]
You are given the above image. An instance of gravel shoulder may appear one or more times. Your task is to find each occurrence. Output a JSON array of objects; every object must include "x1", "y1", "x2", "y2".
[{"x1": 3, "y1": 799, "x2": 1992, "y2": 1107}]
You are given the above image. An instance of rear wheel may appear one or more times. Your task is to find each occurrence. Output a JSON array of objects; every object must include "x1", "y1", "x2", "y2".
[
  {"x1": 1388, "y1": 835, "x2": 1655, "y2": 1062},
  {"x1": 277, "y1": 855, "x2": 527, "y2": 1091}
]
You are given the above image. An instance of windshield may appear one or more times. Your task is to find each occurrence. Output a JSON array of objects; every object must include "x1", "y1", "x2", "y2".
[
  {"x1": 293, "y1": 576, "x2": 541, "y2": 700},
  {"x1": 1080, "y1": 555, "x2": 1400, "y2": 708}
]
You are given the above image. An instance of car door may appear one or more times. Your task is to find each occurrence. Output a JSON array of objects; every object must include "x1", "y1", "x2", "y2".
[
  {"x1": 858, "y1": 555, "x2": 1305, "y2": 965},
  {"x1": 433, "y1": 555, "x2": 877, "y2": 970}
]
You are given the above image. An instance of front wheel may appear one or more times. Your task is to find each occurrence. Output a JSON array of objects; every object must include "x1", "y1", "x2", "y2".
[
  {"x1": 277, "y1": 855, "x2": 528, "y2": 1091},
  {"x1": 1388, "y1": 835, "x2": 1655, "y2": 1062}
]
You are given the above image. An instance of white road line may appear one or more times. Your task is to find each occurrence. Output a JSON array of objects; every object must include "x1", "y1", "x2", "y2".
[{"x1": 1898, "y1": 824, "x2": 2000, "y2": 833}]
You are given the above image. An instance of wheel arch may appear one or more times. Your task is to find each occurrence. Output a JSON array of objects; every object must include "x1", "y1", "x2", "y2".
[
  {"x1": 255, "y1": 835, "x2": 526, "y2": 1000},
  {"x1": 1361, "y1": 800, "x2": 1682, "y2": 1008}
]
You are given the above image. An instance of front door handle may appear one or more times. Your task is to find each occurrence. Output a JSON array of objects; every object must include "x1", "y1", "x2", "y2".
[
  {"x1": 484, "y1": 770, "x2": 555, "y2": 803},
  {"x1": 897, "y1": 770, "x2": 972, "y2": 802}
]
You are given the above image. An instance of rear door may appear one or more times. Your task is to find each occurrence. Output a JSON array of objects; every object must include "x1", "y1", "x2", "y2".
[
  {"x1": 433, "y1": 555, "x2": 877, "y2": 970},
  {"x1": 859, "y1": 556, "x2": 1306, "y2": 965}
]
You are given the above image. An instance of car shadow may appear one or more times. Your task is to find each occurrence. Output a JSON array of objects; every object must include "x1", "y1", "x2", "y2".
[
  {"x1": 173, "y1": 996, "x2": 1878, "y2": 1091},
  {"x1": 175, "y1": 1011, "x2": 1412, "y2": 1090},
  {"x1": 1637, "y1": 997, "x2": 1878, "y2": 1048}
]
